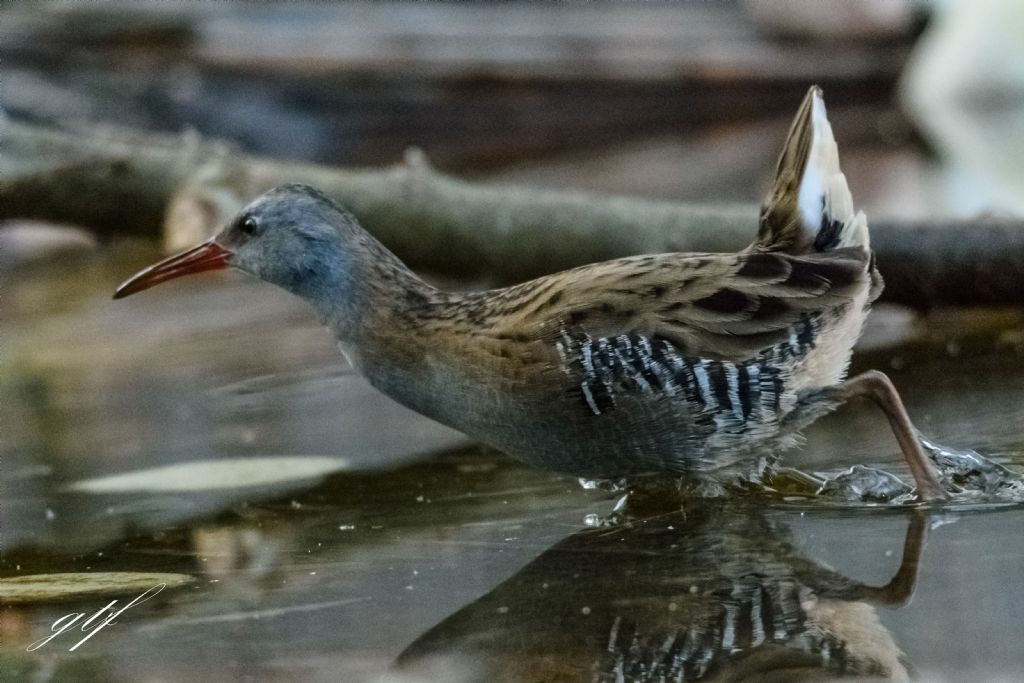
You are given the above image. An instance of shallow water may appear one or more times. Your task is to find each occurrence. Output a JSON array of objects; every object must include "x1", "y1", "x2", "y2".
[{"x1": 3, "y1": 251, "x2": 1024, "y2": 682}]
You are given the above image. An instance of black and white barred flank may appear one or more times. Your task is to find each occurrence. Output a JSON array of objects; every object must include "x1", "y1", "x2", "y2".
[
  {"x1": 598, "y1": 573, "x2": 856, "y2": 682},
  {"x1": 555, "y1": 314, "x2": 819, "y2": 425}
]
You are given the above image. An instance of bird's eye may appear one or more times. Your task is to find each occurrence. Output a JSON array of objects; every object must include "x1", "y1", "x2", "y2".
[{"x1": 240, "y1": 217, "x2": 258, "y2": 236}]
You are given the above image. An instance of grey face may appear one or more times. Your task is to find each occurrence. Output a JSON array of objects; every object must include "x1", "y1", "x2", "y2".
[
  {"x1": 114, "y1": 183, "x2": 366, "y2": 329},
  {"x1": 220, "y1": 185, "x2": 353, "y2": 300}
]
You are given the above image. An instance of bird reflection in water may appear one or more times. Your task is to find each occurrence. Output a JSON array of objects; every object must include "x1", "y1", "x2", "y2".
[{"x1": 392, "y1": 501, "x2": 926, "y2": 683}]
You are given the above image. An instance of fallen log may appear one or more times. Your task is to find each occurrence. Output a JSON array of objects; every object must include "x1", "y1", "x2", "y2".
[{"x1": 2, "y1": 120, "x2": 1022, "y2": 309}]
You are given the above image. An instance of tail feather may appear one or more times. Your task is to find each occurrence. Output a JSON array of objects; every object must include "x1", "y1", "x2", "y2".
[{"x1": 757, "y1": 86, "x2": 868, "y2": 254}]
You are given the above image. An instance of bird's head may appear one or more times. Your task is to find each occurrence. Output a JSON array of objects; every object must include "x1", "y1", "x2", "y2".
[{"x1": 114, "y1": 184, "x2": 359, "y2": 306}]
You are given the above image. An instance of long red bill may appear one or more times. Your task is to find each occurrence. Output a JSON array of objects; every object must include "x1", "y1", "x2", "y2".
[{"x1": 113, "y1": 240, "x2": 233, "y2": 299}]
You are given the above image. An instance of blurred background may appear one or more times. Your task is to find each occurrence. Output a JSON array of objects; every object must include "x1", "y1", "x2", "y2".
[
  {"x1": 2, "y1": 0, "x2": 1022, "y2": 213},
  {"x1": 3, "y1": 2, "x2": 1024, "y2": 682}
]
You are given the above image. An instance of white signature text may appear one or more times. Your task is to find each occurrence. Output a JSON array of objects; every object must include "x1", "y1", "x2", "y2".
[{"x1": 27, "y1": 583, "x2": 166, "y2": 652}]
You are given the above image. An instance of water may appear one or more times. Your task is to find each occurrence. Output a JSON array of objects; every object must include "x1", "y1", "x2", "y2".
[{"x1": 3, "y1": 250, "x2": 1024, "y2": 681}]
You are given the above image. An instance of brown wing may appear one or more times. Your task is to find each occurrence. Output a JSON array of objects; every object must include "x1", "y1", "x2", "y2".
[{"x1": 486, "y1": 247, "x2": 870, "y2": 362}]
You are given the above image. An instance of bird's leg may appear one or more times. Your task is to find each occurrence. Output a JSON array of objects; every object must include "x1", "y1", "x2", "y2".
[
  {"x1": 857, "y1": 511, "x2": 928, "y2": 606},
  {"x1": 836, "y1": 370, "x2": 949, "y2": 503},
  {"x1": 805, "y1": 511, "x2": 928, "y2": 607}
]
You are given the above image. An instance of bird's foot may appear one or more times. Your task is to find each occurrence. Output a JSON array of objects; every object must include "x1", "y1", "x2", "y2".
[
  {"x1": 581, "y1": 476, "x2": 728, "y2": 526},
  {"x1": 770, "y1": 435, "x2": 1024, "y2": 504},
  {"x1": 582, "y1": 493, "x2": 631, "y2": 528},
  {"x1": 917, "y1": 433, "x2": 1024, "y2": 500},
  {"x1": 577, "y1": 476, "x2": 628, "y2": 493},
  {"x1": 817, "y1": 465, "x2": 914, "y2": 502},
  {"x1": 764, "y1": 465, "x2": 914, "y2": 503},
  {"x1": 763, "y1": 466, "x2": 827, "y2": 496}
]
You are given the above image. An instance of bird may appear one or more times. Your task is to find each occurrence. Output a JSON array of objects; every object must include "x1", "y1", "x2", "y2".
[{"x1": 114, "y1": 86, "x2": 948, "y2": 502}]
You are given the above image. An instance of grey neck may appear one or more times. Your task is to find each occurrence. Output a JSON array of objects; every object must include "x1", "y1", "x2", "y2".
[{"x1": 312, "y1": 236, "x2": 439, "y2": 347}]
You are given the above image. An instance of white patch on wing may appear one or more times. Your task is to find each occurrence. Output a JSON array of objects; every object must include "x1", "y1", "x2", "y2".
[
  {"x1": 581, "y1": 383, "x2": 601, "y2": 415},
  {"x1": 724, "y1": 362, "x2": 744, "y2": 422},
  {"x1": 693, "y1": 361, "x2": 717, "y2": 409},
  {"x1": 750, "y1": 584, "x2": 765, "y2": 646},
  {"x1": 722, "y1": 602, "x2": 739, "y2": 652}
]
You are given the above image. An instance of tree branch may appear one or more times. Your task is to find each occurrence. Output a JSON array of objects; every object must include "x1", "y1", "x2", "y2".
[{"x1": 3, "y1": 120, "x2": 1023, "y2": 309}]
